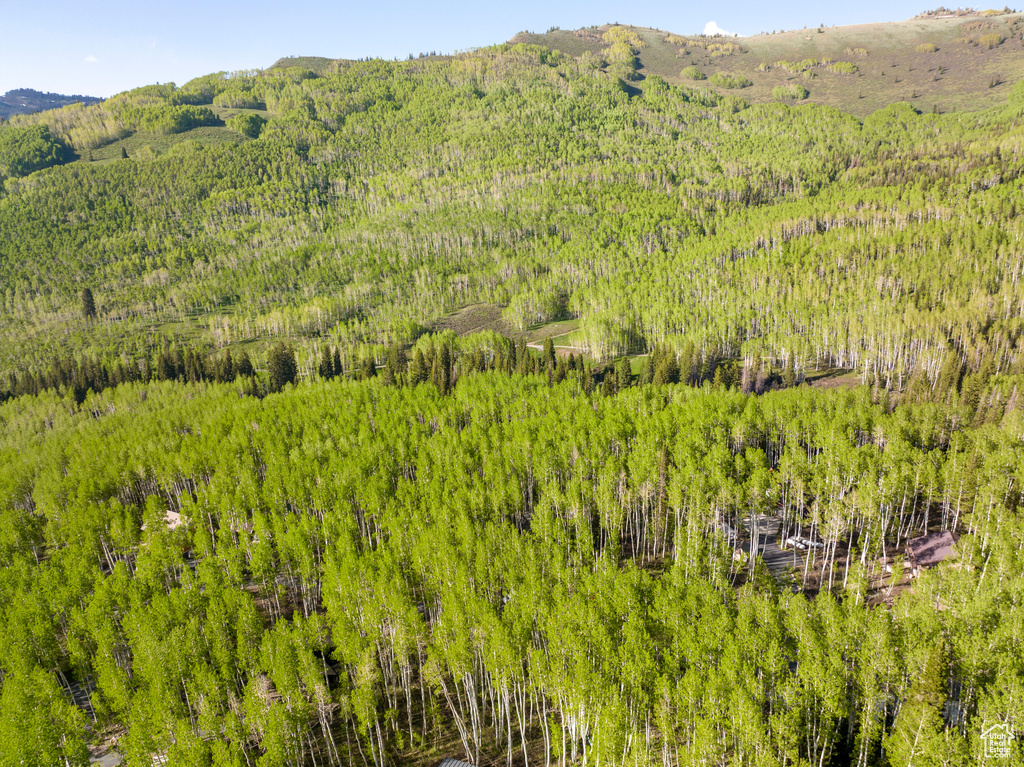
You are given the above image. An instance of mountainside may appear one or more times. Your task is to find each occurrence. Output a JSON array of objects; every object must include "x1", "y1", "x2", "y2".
[
  {"x1": 0, "y1": 88, "x2": 103, "y2": 119},
  {"x1": 3, "y1": 15, "x2": 1024, "y2": 767},
  {"x1": 2, "y1": 31, "x2": 1024, "y2": 395}
]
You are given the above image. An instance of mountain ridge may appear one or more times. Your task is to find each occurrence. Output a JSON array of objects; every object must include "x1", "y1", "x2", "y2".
[{"x1": 0, "y1": 88, "x2": 103, "y2": 120}]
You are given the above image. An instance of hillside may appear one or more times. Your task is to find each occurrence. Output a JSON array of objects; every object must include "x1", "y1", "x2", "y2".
[
  {"x1": 2, "y1": 14, "x2": 1024, "y2": 767},
  {"x1": 2, "y1": 37, "x2": 1024, "y2": 399},
  {"x1": 513, "y1": 10, "x2": 1024, "y2": 116},
  {"x1": 0, "y1": 88, "x2": 103, "y2": 119}
]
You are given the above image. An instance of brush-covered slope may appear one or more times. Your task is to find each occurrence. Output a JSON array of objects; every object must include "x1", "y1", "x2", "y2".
[{"x1": 514, "y1": 10, "x2": 1024, "y2": 116}]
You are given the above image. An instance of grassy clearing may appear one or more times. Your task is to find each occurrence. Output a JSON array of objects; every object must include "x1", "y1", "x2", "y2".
[
  {"x1": 525, "y1": 319, "x2": 579, "y2": 344},
  {"x1": 79, "y1": 125, "x2": 245, "y2": 163},
  {"x1": 804, "y1": 367, "x2": 861, "y2": 389}
]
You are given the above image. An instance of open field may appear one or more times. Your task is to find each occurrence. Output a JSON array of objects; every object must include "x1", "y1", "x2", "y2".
[
  {"x1": 525, "y1": 319, "x2": 580, "y2": 345},
  {"x1": 80, "y1": 125, "x2": 246, "y2": 163},
  {"x1": 804, "y1": 367, "x2": 862, "y2": 389}
]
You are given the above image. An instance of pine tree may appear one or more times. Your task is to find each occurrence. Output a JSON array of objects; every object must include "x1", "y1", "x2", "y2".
[
  {"x1": 219, "y1": 350, "x2": 235, "y2": 382},
  {"x1": 81, "y1": 287, "x2": 96, "y2": 319},
  {"x1": 268, "y1": 342, "x2": 298, "y2": 392},
  {"x1": 409, "y1": 349, "x2": 428, "y2": 386},
  {"x1": 439, "y1": 344, "x2": 452, "y2": 394},
  {"x1": 543, "y1": 338, "x2": 556, "y2": 372},
  {"x1": 237, "y1": 351, "x2": 254, "y2": 378},
  {"x1": 616, "y1": 358, "x2": 632, "y2": 391},
  {"x1": 319, "y1": 345, "x2": 335, "y2": 379},
  {"x1": 361, "y1": 356, "x2": 377, "y2": 380},
  {"x1": 678, "y1": 341, "x2": 695, "y2": 385},
  {"x1": 387, "y1": 344, "x2": 407, "y2": 385},
  {"x1": 784, "y1": 357, "x2": 796, "y2": 389},
  {"x1": 553, "y1": 357, "x2": 567, "y2": 384},
  {"x1": 653, "y1": 351, "x2": 679, "y2": 385}
]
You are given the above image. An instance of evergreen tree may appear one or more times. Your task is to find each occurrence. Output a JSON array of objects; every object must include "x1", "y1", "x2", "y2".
[
  {"x1": 616, "y1": 357, "x2": 632, "y2": 391},
  {"x1": 783, "y1": 357, "x2": 796, "y2": 389},
  {"x1": 267, "y1": 342, "x2": 297, "y2": 392},
  {"x1": 409, "y1": 349, "x2": 428, "y2": 386},
  {"x1": 319, "y1": 344, "x2": 335, "y2": 380},
  {"x1": 543, "y1": 338, "x2": 556, "y2": 372},
  {"x1": 439, "y1": 344, "x2": 452, "y2": 394},
  {"x1": 219, "y1": 349, "x2": 235, "y2": 382},
  {"x1": 653, "y1": 351, "x2": 679, "y2": 385},
  {"x1": 80, "y1": 287, "x2": 96, "y2": 319},
  {"x1": 361, "y1": 356, "x2": 376, "y2": 380},
  {"x1": 236, "y1": 350, "x2": 254, "y2": 378}
]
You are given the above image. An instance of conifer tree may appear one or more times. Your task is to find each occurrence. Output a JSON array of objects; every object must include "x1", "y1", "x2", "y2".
[
  {"x1": 616, "y1": 358, "x2": 632, "y2": 391},
  {"x1": 268, "y1": 342, "x2": 297, "y2": 392},
  {"x1": 543, "y1": 338, "x2": 556, "y2": 372},
  {"x1": 80, "y1": 287, "x2": 96, "y2": 319},
  {"x1": 236, "y1": 350, "x2": 254, "y2": 378},
  {"x1": 319, "y1": 345, "x2": 335, "y2": 380},
  {"x1": 361, "y1": 356, "x2": 376, "y2": 380},
  {"x1": 409, "y1": 349, "x2": 428, "y2": 386}
]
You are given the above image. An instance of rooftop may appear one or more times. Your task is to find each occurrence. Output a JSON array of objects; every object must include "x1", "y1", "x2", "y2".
[{"x1": 907, "y1": 531, "x2": 957, "y2": 569}]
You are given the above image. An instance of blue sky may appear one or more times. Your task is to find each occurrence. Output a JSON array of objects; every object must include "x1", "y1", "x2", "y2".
[{"x1": 1, "y1": 0, "x2": 940, "y2": 97}]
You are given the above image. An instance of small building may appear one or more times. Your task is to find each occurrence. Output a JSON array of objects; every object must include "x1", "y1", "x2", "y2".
[{"x1": 907, "y1": 531, "x2": 957, "y2": 575}]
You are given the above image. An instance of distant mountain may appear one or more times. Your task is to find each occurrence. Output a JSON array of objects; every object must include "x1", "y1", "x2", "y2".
[{"x1": 0, "y1": 88, "x2": 103, "y2": 119}]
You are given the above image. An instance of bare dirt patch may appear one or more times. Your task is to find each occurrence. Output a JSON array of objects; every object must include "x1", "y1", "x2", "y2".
[{"x1": 432, "y1": 303, "x2": 521, "y2": 339}]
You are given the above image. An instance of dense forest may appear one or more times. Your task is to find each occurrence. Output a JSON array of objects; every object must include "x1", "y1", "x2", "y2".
[
  {"x1": 1, "y1": 19, "x2": 1023, "y2": 767},
  {"x1": 1, "y1": 368, "x2": 1022, "y2": 766}
]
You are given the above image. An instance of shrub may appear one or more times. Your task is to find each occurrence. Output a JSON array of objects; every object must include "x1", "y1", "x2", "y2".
[
  {"x1": 709, "y1": 73, "x2": 752, "y2": 89},
  {"x1": 134, "y1": 105, "x2": 218, "y2": 135},
  {"x1": 213, "y1": 89, "x2": 265, "y2": 109},
  {"x1": 227, "y1": 113, "x2": 268, "y2": 139},
  {"x1": 603, "y1": 26, "x2": 645, "y2": 49},
  {"x1": 0, "y1": 125, "x2": 72, "y2": 181},
  {"x1": 772, "y1": 84, "x2": 809, "y2": 100},
  {"x1": 916, "y1": 42, "x2": 939, "y2": 53},
  {"x1": 829, "y1": 61, "x2": 859, "y2": 73},
  {"x1": 720, "y1": 95, "x2": 748, "y2": 113},
  {"x1": 603, "y1": 41, "x2": 637, "y2": 65},
  {"x1": 980, "y1": 33, "x2": 1005, "y2": 48},
  {"x1": 605, "y1": 62, "x2": 638, "y2": 82},
  {"x1": 680, "y1": 65, "x2": 706, "y2": 80}
]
